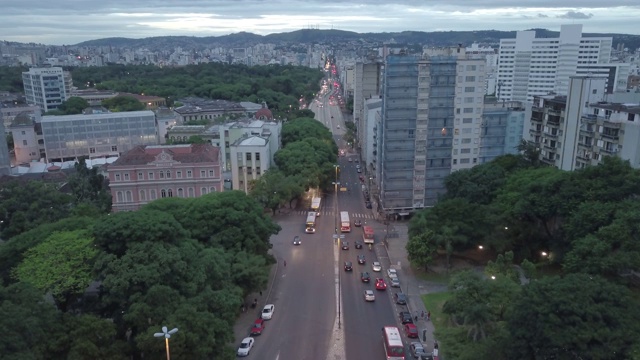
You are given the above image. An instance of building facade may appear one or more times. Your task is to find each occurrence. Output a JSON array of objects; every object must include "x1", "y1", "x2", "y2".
[
  {"x1": 478, "y1": 100, "x2": 526, "y2": 164},
  {"x1": 22, "y1": 67, "x2": 72, "y2": 113},
  {"x1": 229, "y1": 135, "x2": 271, "y2": 193},
  {"x1": 1, "y1": 104, "x2": 40, "y2": 129},
  {"x1": 40, "y1": 110, "x2": 158, "y2": 162},
  {"x1": 107, "y1": 144, "x2": 222, "y2": 212},
  {"x1": 354, "y1": 62, "x2": 382, "y2": 157},
  {"x1": 497, "y1": 24, "x2": 622, "y2": 102},
  {"x1": 0, "y1": 112, "x2": 11, "y2": 174}
]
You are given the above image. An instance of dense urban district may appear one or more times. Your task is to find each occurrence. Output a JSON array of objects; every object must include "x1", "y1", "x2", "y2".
[{"x1": 1, "y1": 25, "x2": 640, "y2": 360}]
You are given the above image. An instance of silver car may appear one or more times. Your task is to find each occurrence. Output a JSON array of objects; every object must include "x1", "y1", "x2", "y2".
[
  {"x1": 390, "y1": 277, "x2": 401, "y2": 288},
  {"x1": 372, "y1": 262, "x2": 382, "y2": 272},
  {"x1": 410, "y1": 342, "x2": 430, "y2": 359}
]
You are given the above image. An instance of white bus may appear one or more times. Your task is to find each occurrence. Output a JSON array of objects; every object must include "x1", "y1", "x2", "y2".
[
  {"x1": 305, "y1": 212, "x2": 317, "y2": 233},
  {"x1": 311, "y1": 197, "x2": 321, "y2": 216},
  {"x1": 340, "y1": 211, "x2": 351, "y2": 233}
]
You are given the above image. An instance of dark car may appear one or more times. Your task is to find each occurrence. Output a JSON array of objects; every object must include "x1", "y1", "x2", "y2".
[
  {"x1": 394, "y1": 292, "x2": 407, "y2": 305},
  {"x1": 399, "y1": 311, "x2": 413, "y2": 324},
  {"x1": 357, "y1": 255, "x2": 366, "y2": 264},
  {"x1": 361, "y1": 272, "x2": 371, "y2": 283},
  {"x1": 344, "y1": 261, "x2": 353, "y2": 271},
  {"x1": 365, "y1": 201, "x2": 372, "y2": 209},
  {"x1": 354, "y1": 241, "x2": 363, "y2": 249},
  {"x1": 293, "y1": 236, "x2": 301, "y2": 245},
  {"x1": 341, "y1": 241, "x2": 349, "y2": 250},
  {"x1": 354, "y1": 219, "x2": 362, "y2": 227}
]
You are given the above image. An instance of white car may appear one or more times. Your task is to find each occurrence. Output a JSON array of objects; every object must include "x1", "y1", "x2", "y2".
[
  {"x1": 261, "y1": 304, "x2": 275, "y2": 320},
  {"x1": 372, "y1": 262, "x2": 382, "y2": 272},
  {"x1": 387, "y1": 268, "x2": 398, "y2": 279},
  {"x1": 390, "y1": 277, "x2": 401, "y2": 288},
  {"x1": 364, "y1": 290, "x2": 375, "y2": 302},
  {"x1": 237, "y1": 337, "x2": 254, "y2": 357}
]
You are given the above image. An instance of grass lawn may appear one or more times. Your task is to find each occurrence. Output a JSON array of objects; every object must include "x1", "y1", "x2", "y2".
[
  {"x1": 421, "y1": 291, "x2": 452, "y2": 333},
  {"x1": 414, "y1": 269, "x2": 451, "y2": 284}
]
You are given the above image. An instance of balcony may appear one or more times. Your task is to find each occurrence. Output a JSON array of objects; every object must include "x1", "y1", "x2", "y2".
[
  {"x1": 529, "y1": 128, "x2": 541, "y2": 135},
  {"x1": 547, "y1": 115, "x2": 561, "y2": 125},
  {"x1": 600, "y1": 146, "x2": 619, "y2": 155},
  {"x1": 544, "y1": 132, "x2": 558, "y2": 139},
  {"x1": 543, "y1": 144, "x2": 556, "y2": 151},
  {"x1": 600, "y1": 132, "x2": 619, "y2": 141},
  {"x1": 581, "y1": 114, "x2": 598, "y2": 124}
]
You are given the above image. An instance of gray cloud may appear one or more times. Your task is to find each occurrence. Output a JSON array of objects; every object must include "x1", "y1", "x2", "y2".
[
  {"x1": 537, "y1": 13, "x2": 549, "y2": 18},
  {"x1": 557, "y1": 11, "x2": 594, "y2": 19}
]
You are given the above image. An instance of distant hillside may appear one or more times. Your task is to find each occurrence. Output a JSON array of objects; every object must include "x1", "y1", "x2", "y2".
[{"x1": 68, "y1": 28, "x2": 640, "y2": 51}]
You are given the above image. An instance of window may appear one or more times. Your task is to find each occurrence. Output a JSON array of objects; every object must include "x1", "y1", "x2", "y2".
[
  {"x1": 255, "y1": 152, "x2": 261, "y2": 161},
  {"x1": 139, "y1": 190, "x2": 146, "y2": 201},
  {"x1": 124, "y1": 173, "x2": 130, "y2": 181},
  {"x1": 161, "y1": 189, "x2": 167, "y2": 198},
  {"x1": 111, "y1": 145, "x2": 118, "y2": 152},
  {"x1": 464, "y1": 97, "x2": 474, "y2": 103},
  {"x1": 149, "y1": 172, "x2": 154, "y2": 180},
  {"x1": 89, "y1": 147, "x2": 96, "y2": 153},
  {"x1": 200, "y1": 170, "x2": 206, "y2": 178},
  {"x1": 465, "y1": 87, "x2": 475, "y2": 92},
  {"x1": 116, "y1": 191, "x2": 123, "y2": 203},
  {"x1": 177, "y1": 171, "x2": 182, "y2": 178},
  {"x1": 463, "y1": 108, "x2": 473, "y2": 113},
  {"x1": 125, "y1": 191, "x2": 132, "y2": 202},
  {"x1": 247, "y1": 167, "x2": 252, "y2": 174},
  {"x1": 210, "y1": 187, "x2": 216, "y2": 193},
  {"x1": 168, "y1": 189, "x2": 173, "y2": 197},
  {"x1": 159, "y1": 171, "x2": 164, "y2": 179},
  {"x1": 21, "y1": 130, "x2": 26, "y2": 135},
  {"x1": 460, "y1": 158, "x2": 470, "y2": 164},
  {"x1": 246, "y1": 152, "x2": 252, "y2": 161},
  {"x1": 465, "y1": 76, "x2": 476, "y2": 82},
  {"x1": 187, "y1": 170, "x2": 192, "y2": 178},
  {"x1": 188, "y1": 188, "x2": 194, "y2": 197},
  {"x1": 461, "y1": 148, "x2": 471, "y2": 154},
  {"x1": 201, "y1": 187, "x2": 208, "y2": 195},
  {"x1": 177, "y1": 188, "x2": 184, "y2": 197},
  {"x1": 453, "y1": 159, "x2": 457, "y2": 165},
  {"x1": 150, "y1": 189, "x2": 157, "y2": 200},
  {"x1": 256, "y1": 167, "x2": 261, "y2": 175},
  {"x1": 461, "y1": 138, "x2": 471, "y2": 144},
  {"x1": 22, "y1": 139, "x2": 28, "y2": 146},
  {"x1": 166, "y1": 171, "x2": 171, "y2": 179},
  {"x1": 138, "y1": 172, "x2": 143, "y2": 179},
  {"x1": 466, "y1": 65, "x2": 477, "y2": 71},
  {"x1": 209, "y1": 170, "x2": 214, "y2": 177}
]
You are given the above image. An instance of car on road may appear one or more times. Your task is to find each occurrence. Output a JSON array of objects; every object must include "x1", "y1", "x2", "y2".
[
  {"x1": 357, "y1": 255, "x2": 366, "y2": 264},
  {"x1": 341, "y1": 241, "x2": 349, "y2": 250},
  {"x1": 251, "y1": 318, "x2": 265, "y2": 335},
  {"x1": 375, "y1": 278, "x2": 387, "y2": 290},
  {"x1": 356, "y1": 164, "x2": 361, "y2": 169},
  {"x1": 237, "y1": 337, "x2": 254, "y2": 356},
  {"x1": 344, "y1": 261, "x2": 353, "y2": 271},
  {"x1": 305, "y1": 226, "x2": 316, "y2": 234},
  {"x1": 365, "y1": 201, "x2": 372, "y2": 209},
  {"x1": 394, "y1": 292, "x2": 407, "y2": 305},
  {"x1": 354, "y1": 241, "x2": 363, "y2": 249},
  {"x1": 390, "y1": 277, "x2": 401, "y2": 288},
  {"x1": 372, "y1": 262, "x2": 382, "y2": 272},
  {"x1": 399, "y1": 311, "x2": 414, "y2": 324},
  {"x1": 337, "y1": 125, "x2": 340, "y2": 129},
  {"x1": 364, "y1": 290, "x2": 375, "y2": 302},
  {"x1": 354, "y1": 219, "x2": 362, "y2": 227},
  {"x1": 404, "y1": 323, "x2": 419, "y2": 338},
  {"x1": 387, "y1": 268, "x2": 398, "y2": 279},
  {"x1": 293, "y1": 236, "x2": 301, "y2": 245},
  {"x1": 261, "y1": 304, "x2": 275, "y2": 320},
  {"x1": 357, "y1": 168, "x2": 362, "y2": 173},
  {"x1": 410, "y1": 342, "x2": 430, "y2": 359},
  {"x1": 361, "y1": 272, "x2": 371, "y2": 283},
  {"x1": 348, "y1": 158, "x2": 353, "y2": 162}
]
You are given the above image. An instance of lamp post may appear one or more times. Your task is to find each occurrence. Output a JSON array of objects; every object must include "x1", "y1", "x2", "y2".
[{"x1": 153, "y1": 326, "x2": 178, "y2": 360}]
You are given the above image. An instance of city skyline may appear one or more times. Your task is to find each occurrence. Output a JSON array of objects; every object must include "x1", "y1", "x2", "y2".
[{"x1": 3, "y1": 0, "x2": 640, "y2": 45}]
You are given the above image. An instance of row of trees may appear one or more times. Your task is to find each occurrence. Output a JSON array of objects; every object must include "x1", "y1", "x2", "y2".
[
  {"x1": 250, "y1": 117, "x2": 338, "y2": 212},
  {"x1": 406, "y1": 152, "x2": 640, "y2": 359}
]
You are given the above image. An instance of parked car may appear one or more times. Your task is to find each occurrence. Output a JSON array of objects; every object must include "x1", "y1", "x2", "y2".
[
  {"x1": 387, "y1": 268, "x2": 398, "y2": 279},
  {"x1": 344, "y1": 261, "x2": 353, "y2": 271},
  {"x1": 357, "y1": 255, "x2": 366, "y2": 264},
  {"x1": 261, "y1": 304, "x2": 275, "y2": 320},
  {"x1": 399, "y1": 311, "x2": 413, "y2": 324},
  {"x1": 361, "y1": 272, "x2": 371, "y2": 283},
  {"x1": 390, "y1": 277, "x2": 401, "y2": 288},
  {"x1": 410, "y1": 342, "x2": 430, "y2": 359},
  {"x1": 394, "y1": 292, "x2": 407, "y2": 305},
  {"x1": 250, "y1": 318, "x2": 265, "y2": 335},
  {"x1": 237, "y1": 337, "x2": 254, "y2": 356},
  {"x1": 404, "y1": 323, "x2": 419, "y2": 338},
  {"x1": 364, "y1": 290, "x2": 375, "y2": 302}
]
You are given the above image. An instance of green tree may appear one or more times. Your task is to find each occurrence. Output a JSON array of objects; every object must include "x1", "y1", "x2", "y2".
[
  {"x1": 62, "y1": 314, "x2": 128, "y2": 360},
  {"x1": 443, "y1": 161, "x2": 509, "y2": 205},
  {"x1": 13, "y1": 230, "x2": 98, "y2": 311},
  {"x1": 485, "y1": 251, "x2": 519, "y2": 283},
  {"x1": 102, "y1": 95, "x2": 146, "y2": 112},
  {"x1": 67, "y1": 158, "x2": 112, "y2": 213},
  {"x1": 406, "y1": 230, "x2": 438, "y2": 271},
  {"x1": 281, "y1": 117, "x2": 335, "y2": 147},
  {"x1": 60, "y1": 96, "x2": 90, "y2": 114},
  {"x1": 507, "y1": 274, "x2": 640, "y2": 360}
]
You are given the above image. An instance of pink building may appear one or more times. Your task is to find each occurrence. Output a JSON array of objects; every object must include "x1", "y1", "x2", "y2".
[{"x1": 108, "y1": 144, "x2": 222, "y2": 212}]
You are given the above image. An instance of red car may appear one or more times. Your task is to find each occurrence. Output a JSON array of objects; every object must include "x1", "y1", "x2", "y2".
[
  {"x1": 375, "y1": 278, "x2": 387, "y2": 291},
  {"x1": 251, "y1": 318, "x2": 265, "y2": 335},
  {"x1": 404, "y1": 323, "x2": 418, "y2": 338}
]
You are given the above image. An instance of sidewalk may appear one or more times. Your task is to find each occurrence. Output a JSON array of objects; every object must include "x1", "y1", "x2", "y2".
[{"x1": 379, "y1": 222, "x2": 441, "y2": 358}]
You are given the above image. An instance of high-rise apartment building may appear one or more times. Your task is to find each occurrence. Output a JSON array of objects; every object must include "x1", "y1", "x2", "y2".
[
  {"x1": 496, "y1": 24, "x2": 627, "y2": 102},
  {"x1": 0, "y1": 112, "x2": 11, "y2": 175},
  {"x1": 353, "y1": 62, "x2": 382, "y2": 157},
  {"x1": 478, "y1": 100, "x2": 526, "y2": 164},
  {"x1": 22, "y1": 67, "x2": 72, "y2": 113}
]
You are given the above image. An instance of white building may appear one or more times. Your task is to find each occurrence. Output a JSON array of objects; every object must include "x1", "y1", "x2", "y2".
[
  {"x1": 229, "y1": 135, "x2": 271, "y2": 193},
  {"x1": 22, "y1": 67, "x2": 72, "y2": 113},
  {"x1": 363, "y1": 97, "x2": 382, "y2": 173},
  {"x1": 496, "y1": 24, "x2": 627, "y2": 102}
]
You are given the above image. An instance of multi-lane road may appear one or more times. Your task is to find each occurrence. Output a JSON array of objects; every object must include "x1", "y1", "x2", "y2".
[{"x1": 251, "y1": 78, "x2": 407, "y2": 360}]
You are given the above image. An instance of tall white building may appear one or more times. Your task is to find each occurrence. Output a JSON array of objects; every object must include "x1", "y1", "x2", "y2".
[
  {"x1": 496, "y1": 25, "x2": 625, "y2": 102},
  {"x1": 22, "y1": 67, "x2": 72, "y2": 113}
]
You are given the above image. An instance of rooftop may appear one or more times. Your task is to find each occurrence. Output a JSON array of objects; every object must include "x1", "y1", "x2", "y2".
[
  {"x1": 175, "y1": 97, "x2": 245, "y2": 114},
  {"x1": 235, "y1": 135, "x2": 268, "y2": 147},
  {"x1": 111, "y1": 144, "x2": 220, "y2": 167},
  {"x1": 40, "y1": 110, "x2": 155, "y2": 123},
  {"x1": 591, "y1": 102, "x2": 640, "y2": 115}
]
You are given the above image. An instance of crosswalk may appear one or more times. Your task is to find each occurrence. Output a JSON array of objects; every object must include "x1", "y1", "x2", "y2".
[{"x1": 293, "y1": 210, "x2": 375, "y2": 219}]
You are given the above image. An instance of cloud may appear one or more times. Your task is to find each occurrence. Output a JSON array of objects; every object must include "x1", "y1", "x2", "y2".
[
  {"x1": 537, "y1": 13, "x2": 549, "y2": 18},
  {"x1": 557, "y1": 11, "x2": 594, "y2": 19}
]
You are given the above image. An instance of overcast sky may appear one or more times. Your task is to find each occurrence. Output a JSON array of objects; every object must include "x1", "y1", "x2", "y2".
[{"x1": 2, "y1": 1, "x2": 640, "y2": 45}]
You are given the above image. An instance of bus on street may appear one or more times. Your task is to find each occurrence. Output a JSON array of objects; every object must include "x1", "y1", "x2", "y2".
[
  {"x1": 340, "y1": 211, "x2": 351, "y2": 233},
  {"x1": 382, "y1": 326, "x2": 405, "y2": 360},
  {"x1": 362, "y1": 225, "x2": 374, "y2": 244},
  {"x1": 305, "y1": 212, "x2": 317, "y2": 233},
  {"x1": 311, "y1": 197, "x2": 321, "y2": 216}
]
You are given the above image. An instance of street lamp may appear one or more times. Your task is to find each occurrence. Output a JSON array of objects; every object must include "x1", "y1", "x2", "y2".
[{"x1": 154, "y1": 326, "x2": 178, "y2": 360}]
